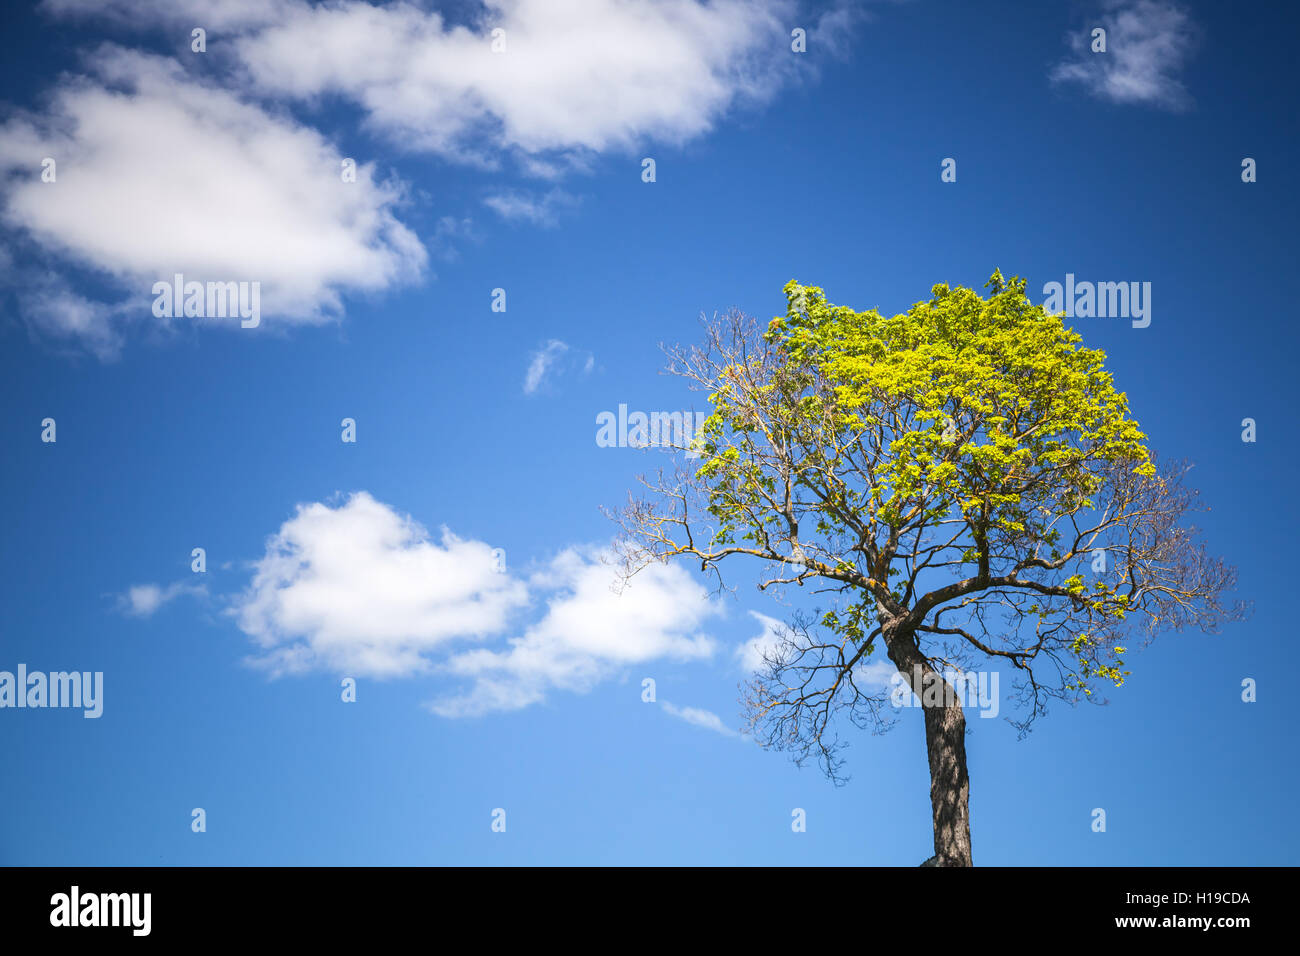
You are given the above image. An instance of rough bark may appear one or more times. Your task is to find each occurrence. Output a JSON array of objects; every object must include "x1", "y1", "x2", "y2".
[{"x1": 885, "y1": 627, "x2": 974, "y2": 867}]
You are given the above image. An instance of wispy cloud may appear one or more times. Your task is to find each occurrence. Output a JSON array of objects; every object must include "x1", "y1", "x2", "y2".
[
  {"x1": 523, "y1": 340, "x2": 567, "y2": 394},
  {"x1": 427, "y1": 215, "x2": 481, "y2": 263},
  {"x1": 1050, "y1": 0, "x2": 1199, "y2": 111},
  {"x1": 483, "y1": 188, "x2": 579, "y2": 227},
  {"x1": 523, "y1": 339, "x2": 593, "y2": 395},
  {"x1": 119, "y1": 580, "x2": 207, "y2": 617},
  {"x1": 662, "y1": 701, "x2": 740, "y2": 737},
  {"x1": 735, "y1": 610, "x2": 786, "y2": 673},
  {"x1": 17, "y1": 287, "x2": 128, "y2": 362}
]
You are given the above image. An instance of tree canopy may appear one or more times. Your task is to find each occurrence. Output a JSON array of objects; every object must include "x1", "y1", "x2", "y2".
[{"x1": 618, "y1": 273, "x2": 1243, "y2": 784}]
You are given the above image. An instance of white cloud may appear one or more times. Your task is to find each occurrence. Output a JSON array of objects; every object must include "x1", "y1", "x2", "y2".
[
  {"x1": 523, "y1": 339, "x2": 570, "y2": 394},
  {"x1": 227, "y1": 493, "x2": 723, "y2": 710},
  {"x1": 1050, "y1": 0, "x2": 1198, "y2": 111},
  {"x1": 0, "y1": 47, "x2": 426, "y2": 354},
  {"x1": 736, "y1": 609, "x2": 896, "y2": 692},
  {"x1": 427, "y1": 215, "x2": 480, "y2": 263},
  {"x1": 808, "y1": 0, "x2": 877, "y2": 59},
  {"x1": 661, "y1": 701, "x2": 739, "y2": 737},
  {"x1": 735, "y1": 610, "x2": 785, "y2": 673},
  {"x1": 483, "y1": 188, "x2": 579, "y2": 226},
  {"x1": 37, "y1": 0, "x2": 827, "y2": 163},
  {"x1": 430, "y1": 548, "x2": 721, "y2": 716},
  {"x1": 232, "y1": 492, "x2": 527, "y2": 678},
  {"x1": 15, "y1": 1, "x2": 862, "y2": 356},
  {"x1": 852, "y1": 659, "x2": 897, "y2": 691},
  {"x1": 120, "y1": 580, "x2": 207, "y2": 617},
  {"x1": 17, "y1": 286, "x2": 126, "y2": 361},
  {"x1": 228, "y1": 0, "x2": 798, "y2": 161},
  {"x1": 516, "y1": 153, "x2": 589, "y2": 181}
]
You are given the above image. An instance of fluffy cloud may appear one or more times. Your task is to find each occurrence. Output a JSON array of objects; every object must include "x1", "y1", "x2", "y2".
[
  {"x1": 230, "y1": 0, "x2": 797, "y2": 162},
  {"x1": 0, "y1": 47, "x2": 425, "y2": 348},
  {"x1": 231, "y1": 495, "x2": 721, "y2": 710},
  {"x1": 1050, "y1": 0, "x2": 1199, "y2": 111},
  {"x1": 14, "y1": 1, "x2": 855, "y2": 355},
  {"x1": 430, "y1": 548, "x2": 721, "y2": 716},
  {"x1": 43, "y1": 0, "x2": 802, "y2": 161},
  {"x1": 233, "y1": 493, "x2": 526, "y2": 677}
]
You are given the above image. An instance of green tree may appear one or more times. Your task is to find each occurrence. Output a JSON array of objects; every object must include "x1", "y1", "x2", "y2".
[{"x1": 616, "y1": 273, "x2": 1244, "y2": 866}]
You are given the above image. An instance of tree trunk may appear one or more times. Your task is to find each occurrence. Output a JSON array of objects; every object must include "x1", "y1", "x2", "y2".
[
  {"x1": 885, "y1": 630, "x2": 974, "y2": 867},
  {"x1": 919, "y1": 688, "x2": 972, "y2": 866}
]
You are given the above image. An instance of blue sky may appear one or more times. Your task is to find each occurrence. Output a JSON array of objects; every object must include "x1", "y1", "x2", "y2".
[{"x1": 0, "y1": 0, "x2": 1296, "y2": 865}]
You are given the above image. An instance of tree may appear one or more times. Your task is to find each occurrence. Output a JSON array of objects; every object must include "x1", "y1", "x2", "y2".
[{"x1": 614, "y1": 272, "x2": 1245, "y2": 866}]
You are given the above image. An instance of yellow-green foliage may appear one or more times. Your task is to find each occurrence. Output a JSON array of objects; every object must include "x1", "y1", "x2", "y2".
[{"x1": 696, "y1": 272, "x2": 1155, "y2": 690}]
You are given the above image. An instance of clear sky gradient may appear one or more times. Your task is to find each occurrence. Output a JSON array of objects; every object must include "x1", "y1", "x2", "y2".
[{"x1": 0, "y1": 0, "x2": 1296, "y2": 865}]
